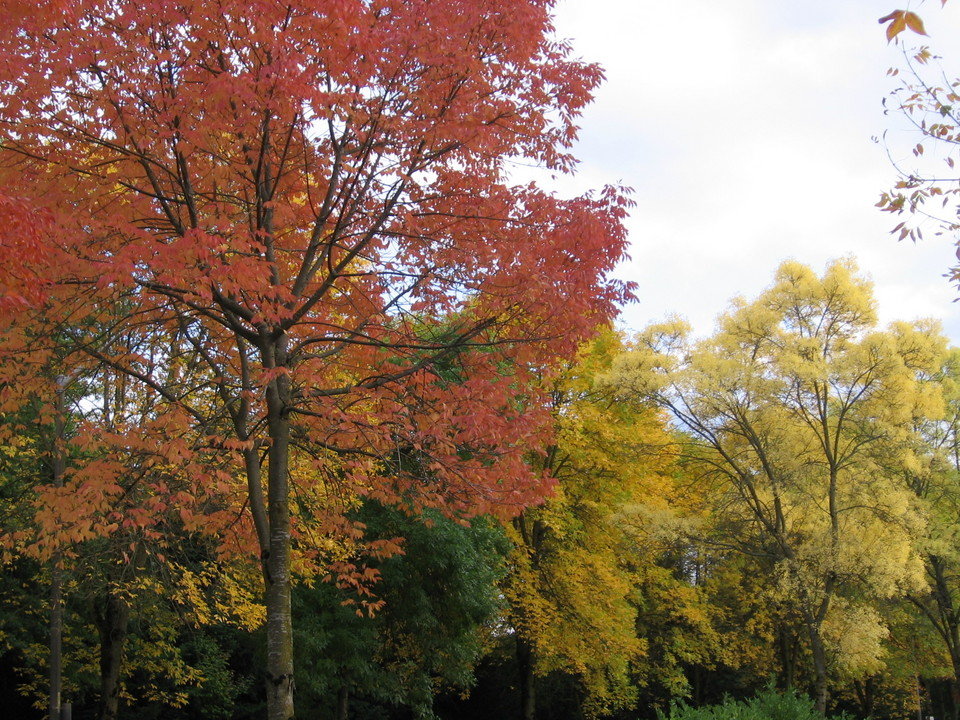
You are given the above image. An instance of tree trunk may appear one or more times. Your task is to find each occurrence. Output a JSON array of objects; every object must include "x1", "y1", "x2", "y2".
[
  {"x1": 691, "y1": 664, "x2": 704, "y2": 705},
  {"x1": 48, "y1": 556, "x2": 63, "y2": 720},
  {"x1": 807, "y1": 623, "x2": 829, "y2": 715},
  {"x1": 917, "y1": 677, "x2": 925, "y2": 720},
  {"x1": 517, "y1": 635, "x2": 536, "y2": 720},
  {"x1": 776, "y1": 623, "x2": 797, "y2": 691},
  {"x1": 927, "y1": 555, "x2": 960, "y2": 720},
  {"x1": 853, "y1": 676, "x2": 875, "y2": 719},
  {"x1": 263, "y1": 342, "x2": 295, "y2": 720},
  {"x1": 48, "y1": 382, "x2": 66, "y2": 720},
  {"x1": 335, "y1": 684, "x2": 349, "y2": 720},
  {"x1": 47, "y1": 552, "x2": 63, "y2": 720},
  {"x1": 96, "y1": 592, "x2": 129, "y2": 720}
]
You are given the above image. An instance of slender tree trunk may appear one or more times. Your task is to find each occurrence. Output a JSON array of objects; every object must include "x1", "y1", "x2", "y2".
[
  {"x1": 917, "y1": 677, "x2": 925, "y2": 720},
  {"x1": 807, "y1": 623, "x2": 829, "y2": 715},
  {"x1": 48, "y1": 556, "x2": 63, "y2": 720},
  {"x1": 947, "y1": 607, "x2": 960, "y2": 720},
  {"x1": 776, "y1": 623, "x2": 797, "y2": 691},
  {"x1": 853, "y1": 676, "x2": 875, "y2": 718},
  {"x1": 48, "y1": 380, "x2": 67, "y2": 720},
  {"x1": 517, "y1": 635, "x2": 536, "y2": 720},
  {"x1": 96, "y1": 592, "x2": 129, "y2": 720},
  {"x1": 264, "y1": 339, "x2": 295, "y2": 720},
  {"x1": 925, "y1": 555, "x2": 960, "y2": 720},
  {"x1": 335, "y1": 684, "x2": 349, "y2": 720},
  {"x1": 692, "y1": 665, "x2": 704, "y2": 705}
]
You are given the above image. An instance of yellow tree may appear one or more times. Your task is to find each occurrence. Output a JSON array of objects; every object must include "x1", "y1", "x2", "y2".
[
  {"x1": 503, "y1": 327, "x2": 677, "y2": 720},
  {"x1": 613, "y1": 259, "x2": 940, "y2": 713},
  {"x1": 894, "y1": 345, "x2": 960, "y2": 719}
]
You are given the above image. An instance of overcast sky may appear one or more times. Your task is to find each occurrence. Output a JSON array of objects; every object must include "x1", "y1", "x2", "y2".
[{"x1": 546, "y1": 0, "x2": 960, "y2": 342}]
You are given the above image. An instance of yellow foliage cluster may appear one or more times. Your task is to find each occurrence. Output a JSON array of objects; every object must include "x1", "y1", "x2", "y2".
[
  {"x1": 612, "y1": 259, "x2": 957, "y2": 694},
  {"x1": 503, "y1": 327, "x2": 695, "y2": 716}
]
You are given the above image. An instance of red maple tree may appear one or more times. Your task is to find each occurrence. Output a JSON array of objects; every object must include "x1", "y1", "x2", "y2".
[{"x1": 0, "y1": 1, "x2": 631, "y2": 717}]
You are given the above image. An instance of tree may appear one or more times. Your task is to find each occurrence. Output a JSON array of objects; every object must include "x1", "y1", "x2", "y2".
[
  {"x1": 0, "y1": 339, "x2": 262, "y2": 719},
  {"x1": 503, "y1": 328, "x2": 675, "y2": 720},
  {"x1": 627, "y1": 509, "x2": 775, "y2": 712},
  {"x1": 876, "y1": 3, "x2": 960, "y2": 287},
  {"x1": 895, "y1": 347, "x2": 960, "y2": 719},
  {"x1": 294, "y1": 502, "x2": 508, "y2": 720},
  {"x1": 615, "y1": 259, "x2": 941, "y2": 713},
  {"x1": 0, "y1": 2, "x2": 630, "y2": 717},
  {"x1": 0, "y1": 298, "x2": 268, "y2": 718},
  {"x1": 0, "y1": 192, "x2": 54, "y2": 314}
]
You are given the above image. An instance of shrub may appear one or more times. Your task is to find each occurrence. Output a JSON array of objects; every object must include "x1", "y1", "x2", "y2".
[{"x1": 657, "y1": 687, "x2": 853, "y2": 720}]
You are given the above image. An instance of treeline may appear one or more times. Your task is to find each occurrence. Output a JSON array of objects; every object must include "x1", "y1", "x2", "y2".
[{"x1": 3, "y1": 259, "x2": 960, "y2": 720}]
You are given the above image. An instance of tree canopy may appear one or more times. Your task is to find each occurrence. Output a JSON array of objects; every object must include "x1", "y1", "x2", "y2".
[{"x1": 0, "y1": 1, "x2": 631, "y2": 717}]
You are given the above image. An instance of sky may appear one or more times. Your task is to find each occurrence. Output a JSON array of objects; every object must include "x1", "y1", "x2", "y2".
[{"x1": 544, "y1": 0, "x2": 960, "y2": 342}]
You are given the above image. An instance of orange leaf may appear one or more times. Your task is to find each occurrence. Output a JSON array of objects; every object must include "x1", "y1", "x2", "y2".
[
  {"x1": 881, "y1": 9, "x2": 929, "y2": 41},
  {"x1": 904, "y1": 11, "x2": 927, "y2": 35},
  {"x1": 886, "y1": 12, "x2": 908, "y2": 42}
]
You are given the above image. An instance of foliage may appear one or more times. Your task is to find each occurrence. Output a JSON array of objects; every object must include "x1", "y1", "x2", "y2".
[
  {"x1": 616, "y1": 259, "x2": 949, "y2": 711},
  {"x1": 885, "y1": 345, "x2": 960, "y2": 718},
  {"x1": 877, "y1": 1, "x2": 960, "y2": 288},
  {"x1": 295, "y1": 502, "x2": 509, "y2": 719},
  {"x1": 657, "y1": 687, "x2": 853, "y2": 720},
  {"x1": 878, "y1": 10, "x2": 927, "y2": 43},
  {"x1": 5, "y1": 2, "x2": 960, "y2": 715},
  {"x1": 0, "y1": 1, "x2": 630, "y2": 715},
  {"x1": 629, "y1": 549, "x2": 767, "y2": 710},
  {"x1": 0, "y1": 369, "x2": 263, "y2": 717},
  {"x1": 503, "y1": 327, "x2": 680, "y2": 717}
]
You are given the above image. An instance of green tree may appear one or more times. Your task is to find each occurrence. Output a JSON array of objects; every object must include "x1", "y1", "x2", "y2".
[{"x1": 294, "y1": 502, "x2": 508, "y2": 719}]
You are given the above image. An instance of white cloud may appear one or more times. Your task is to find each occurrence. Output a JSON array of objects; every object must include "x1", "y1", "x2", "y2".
[{"x1": 550, "y1": 0, "x2": 960, "y2": 341}]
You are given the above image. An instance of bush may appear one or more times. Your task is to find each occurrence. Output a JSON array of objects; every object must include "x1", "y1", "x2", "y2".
[{"x1": 656, "y1": 687, "x2": 853, "y2": 720}]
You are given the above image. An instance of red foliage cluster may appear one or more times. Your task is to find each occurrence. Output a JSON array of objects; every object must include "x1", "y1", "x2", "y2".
[{"x1": 0, "y1": 2, "x2": 630, "y2": 713}]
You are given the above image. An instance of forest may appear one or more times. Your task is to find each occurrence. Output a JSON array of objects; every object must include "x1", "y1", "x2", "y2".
[{"x1": 2, "y1": 2, "x2": 960, "y2": 720}]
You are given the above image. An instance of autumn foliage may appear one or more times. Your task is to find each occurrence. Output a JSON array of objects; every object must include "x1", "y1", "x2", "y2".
[
  {"x1": 0, "y1": 0, "x2": 630, "y2": 509},
  {"x1": 6, "y1": 2, "x2": 960, "y2": 720},
  {"x1": 0, "y1": 0, "x2": 631, "y2": 717}
]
